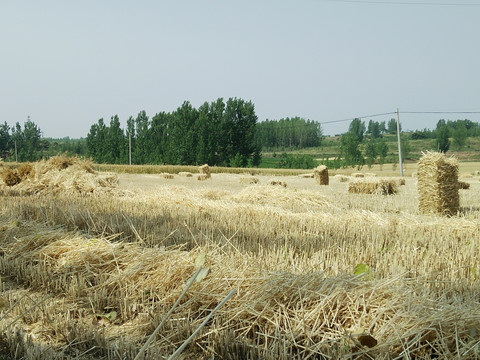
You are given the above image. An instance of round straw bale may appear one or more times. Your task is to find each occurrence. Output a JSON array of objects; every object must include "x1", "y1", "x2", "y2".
[
  {"x1": 352, "y1": 172, "x2": 364, "y2": 178},
  {"x1": 313, "y1": 165, "x2": 329, "y2": 185},
  {"x1": 178, "y1": 172, "x2": 193, "y2": 177},
  {"x1": 298, "y1": 173, "x2": 314, "y2": 178},
  {"x1": 398, "y1": 178, "x2": 406, "y2": 186}
]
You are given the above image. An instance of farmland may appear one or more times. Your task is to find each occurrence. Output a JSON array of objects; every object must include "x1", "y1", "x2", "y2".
[{"x1": 1, "y1": 158, "x2": 480, "y2": 359}]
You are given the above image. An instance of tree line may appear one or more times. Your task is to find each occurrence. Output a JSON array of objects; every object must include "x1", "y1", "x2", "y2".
[
  {"x1": 86, "y1": 98, "x2": 261, "y2": 167},
  {"x1": 254, "y1": 117, "x2": 322, "y2": 150}
]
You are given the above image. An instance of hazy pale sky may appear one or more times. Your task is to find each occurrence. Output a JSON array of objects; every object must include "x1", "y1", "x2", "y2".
[{"x1": 2, "y1": 0, "x2": 480, "y2": 138}]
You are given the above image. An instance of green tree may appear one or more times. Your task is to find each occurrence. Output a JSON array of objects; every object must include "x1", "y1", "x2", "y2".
[
  {"x1": 452, "y1": 124, "x2": 467, "y2": 149},
  {"x1": 348, "y1": 118, "x2": 365, "y2": 143},
  {"x1": 126, "y1": 116, "x2": 135, "y2": 164},
  {"x1": 149, "y1": 112, "x2": 170, "y2": 164},
  {"x1": 169, "y1": 101, "x2": 198, "y2": 165},
  {"x1": 376, "y1": 138, "x2": 389, "y2": 165},
  {"x1": 365, "y1": 140, "x2": 377, "y2": 168},
  {"x1": 0, "y1": 122, "x2": 11, "y2": 159},
  {"x1": 370, "y1": 122, "x2": 381, "y2": 139},
  {"x1": 22, "y1": 120, "x2": 42, "y2": 161},
  {"x1": 86, "y1": 118, "x2": 107, "y2": 163},
  {"x1": 340, "y1": 132, "x2": 363, "y2": 166},
  {"x1": 400, "y1": 134, "x2": 411, "y2": 160},
  {"x1": 221, "y1": 98, "x2": 257, "y2": 166},
  {"x1": 436, "y1": 126, "x2": 450, "y2": 153},
  {"x1": 134, "y1": 111, "x2": 150, "y2": 164},
  {"x1": 387, "y1": 118, "x2": 399, "y2": 134},
  {"x1": 105, "y1": 115, "x2": 125, "y2": 164}
]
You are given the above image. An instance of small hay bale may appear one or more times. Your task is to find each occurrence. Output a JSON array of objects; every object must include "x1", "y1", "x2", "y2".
[
  {"x1": 334, "y1": 174, "x2": 349, "y2": 182},
  {"x1": 270, "y1": 180, "x2": 287, "y2": 188},
  {"x1": 178, "y1": 172, "x2": 193, "y2": 177},
  {"x1": 2, "y1": 168, "x2": 21, "y2": 187},
  {"x1": 352, "y1": 172, "x2": 364, "y2": 178},
  {"x1": 398, "y1": 178, "x2": 406, "y2": 186},
  {"x1": 160, "y1": 173, "x2": 174, "y2": 179},
  {"x1": 17, "y1": 163, "x2": 34, "y2": 179},
  {"x1": 458, "y1": 181, "x2": 470, "y2": 190},
  {"x1": 199, "y1": 164, "x2": 211, "y2": 179},
  {"x1": 298, "y1": 173, "x2": 314, "y2": 178},
  {"x1": 197, "y1": 174, "x2": 208, "y2": 181},
  {"x1": 240, "y1": 176, "x2": 259, "y2": 185},
  {"x1": 417, "y1": 151, "x2": 459, "y2": 216},
  {"x1": 348, "y1": 179, "x2": 398, "y2": 195},
  {"x1": 313, "y1": 165, "x2": 329, "y2": 185}
]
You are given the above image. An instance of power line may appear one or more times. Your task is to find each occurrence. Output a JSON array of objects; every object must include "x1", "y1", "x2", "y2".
[
  {"x1": 319, "y1": 112, "x2": 396, "y2": 125},
  {"x1": 317, "y1": 0, "x2": 480, "y2": 6},
  {"x1": 402, "y1": 111, "x2": 480, "y2": 114}
]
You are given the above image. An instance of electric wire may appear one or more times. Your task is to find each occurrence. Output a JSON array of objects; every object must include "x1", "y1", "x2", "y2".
[{"x1": 317, "y1": 0, "x2": 480, "y2": 6}]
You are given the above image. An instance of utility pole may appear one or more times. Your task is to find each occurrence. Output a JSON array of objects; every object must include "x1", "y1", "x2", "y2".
[{"x1": 396, "y1": 108, "x2": 403, "y2": 177}]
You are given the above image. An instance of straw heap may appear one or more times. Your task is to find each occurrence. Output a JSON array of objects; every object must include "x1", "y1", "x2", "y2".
[
  {"x1": 334, "y1": 174, "x2": 350, "y2": 182},
  {"x1": 160, "y1": 173, "x2": 174, "y2": 179},
  {"x1": 0, "y1": 156, "x2": 126, "y2": 197},
  {"x1": 348, "y1": 179, "x2": 398, "y2": 195},
  {"x1": 458, "y1": 181, "x2": 470, "y2": 190},
  {"x1": 314, "y1": 165, "x2": 329, "y2": 185},
  {"x1": 178, "y1": 172, "x2": 193, "y2": 177},
  {"x1": 239, "y1": 176, "x2": 259, "y2": 184},
  {"x1": 417, "y1": 152, "x2": 459, "y2": 216},
  {"x1": 269, "y1": 180, "x2": 287, "y2": 187}
]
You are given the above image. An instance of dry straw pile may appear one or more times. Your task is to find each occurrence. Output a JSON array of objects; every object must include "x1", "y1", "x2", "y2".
[
  {"x1": 199, "y1": 164, "x2": 211, "y2": 179},
  {"x1": 0, "y1": 156, "x2": 126, "y2": 196},
  {"x1": 160, "y1": 173, "x2": 174, "y2": 179},
  {"x1": 348, "y1": 179, "x2": 399, "y2": 195},
  {"x1": 1, "y1": 219, "x2": 480, "y2": 359},
  {"x1": 298, "y1": 173, "x2": 314, "y2": 178},
  {"x1": 418, "y1": 152, "x2": 459, "y2": 216},
  {"x1": 459, "y1": 180, "x2": 470, "y2": 190},
  {"x1": 313, "y1": 165, "x2": 329, "y2": 185},
  {"x1": 239, "y1": 176, "x2": 259, "y2": 184},
  {"x1": 334, "y1": 174, "x2": 350, "y2": 182},
  {"x1": 269, "y1": 180, "x2": 287, "y2": 187},
  {"x1": 178, "y1": 171, "x2": 193, "y2": 177}
]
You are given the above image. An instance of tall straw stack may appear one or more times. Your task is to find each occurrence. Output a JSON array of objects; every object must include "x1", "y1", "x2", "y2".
[
  {"x1": 417, "y1": 151, "x2": 459, "y2": 216},
  {"x1": 313, "y1": 165, "x2": 329, "y2": 185},
  {"x1": 199, "y1": 164, "x2": 211, "y2": 179}
]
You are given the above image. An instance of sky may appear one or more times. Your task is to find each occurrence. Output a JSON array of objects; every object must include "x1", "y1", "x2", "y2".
[{"x1": 1, "y1": 0, "x2": 480, "y2": 139}]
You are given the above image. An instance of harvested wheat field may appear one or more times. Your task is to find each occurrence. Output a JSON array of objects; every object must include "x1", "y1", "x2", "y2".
[{"x1": 1, "y1": 157, "x2": 480, "y2": 359}]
